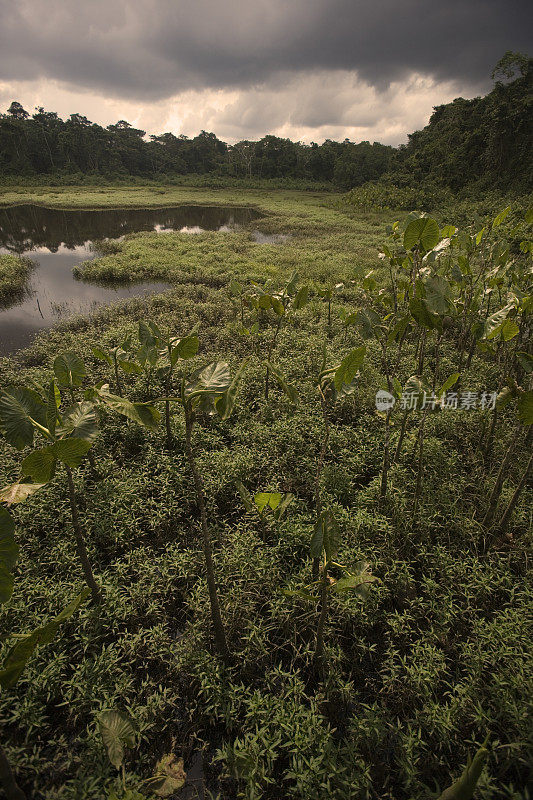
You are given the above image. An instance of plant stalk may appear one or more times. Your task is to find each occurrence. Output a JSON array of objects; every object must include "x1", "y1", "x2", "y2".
[
  {"x1": 113, "y1": 353, "x2": 123, "y2": 397},
  {"x1": 413, "y1": 410, "x2": 428, "y2": 516},
  {"x1": 65, "y1": 466, "x2": 102, "y2": 604},
  {"x1": 314, "y1": 559, "x2": 329, "y2": 663},
  {"x1": 380, "y1": 409, "x2": 392, "y2": 499},
  {"x1": 313, "y1": 388, "x2": 330, "y2": 580},
  {"x1": 497, "y1": 449, "x2": 533, "y2": 533},
  {"x1": 184, "y1": 407, "x2": 231, "y2": 663},
  {"x1": 265, "y1": 315, "x2": 284, "y2": 400},
  {"x1": 481, "y1": 423, "x2": 521, "y2": 528},
  {"x1": 393, "y1": 410, "x2": 409, "y2": 464}
]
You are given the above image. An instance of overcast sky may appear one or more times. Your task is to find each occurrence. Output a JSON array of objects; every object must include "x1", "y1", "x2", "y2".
[{"x1": 0, "y1": 0, "x2": 530, "y2": 145}]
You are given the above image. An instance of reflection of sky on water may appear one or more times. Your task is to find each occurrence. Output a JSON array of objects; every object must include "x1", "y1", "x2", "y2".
[
  {"x1": 0, "y1": 243, "x2": 169, "y2": 355},
  {"x1": 0, "y1": 203, "x2": 264, "y2": 355}
]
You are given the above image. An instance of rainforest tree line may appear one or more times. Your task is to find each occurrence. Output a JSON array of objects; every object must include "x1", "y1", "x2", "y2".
[{"x1": 0, "y1": 52, "x2": 531, "y2": 192}]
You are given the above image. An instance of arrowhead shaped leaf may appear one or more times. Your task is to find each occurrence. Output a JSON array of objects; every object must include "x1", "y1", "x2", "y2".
[
  {"x1": 332, "y1": 562, "x2": 377, "y2": 600},
  {"x1": 437, "y1": 373, "x2": 460, "y2": 398},
  {"x1": 56, "y1": 401, "x2": 99, "y2": 441},
  {"x1": 516, "y1": 352, "x2": 533, "y2": 374},
  {"x1": 0, "y1": 387, "x2": 47, "y2": 450},
  {"x1": 46, "y1": 380, "x2": 60, "y2": 437},
  {"x1": 176, "y1": 334, "x2": 199, "y2": 361},
  {"x1": 492, "y1": 206, "x2": 511, "y2": 229},
  {"x1": 282, "y1": 589, "x2": 318, "y2": 603},
  {"x1": 293, "y1": 285, "x2": 309, "y2": 310},
  {"x1": 118, "y1": 359, "x2": 143, "y2": 375},
  {"x1": 185, "y1": 362, "x2": 231, "y2": 399},
  {"x1": 355, "y1": 309, "x2": 381, "y2": 339},
  {"x1": 215, "y1": 359, "x2": 248, "y2": 420},
  {"x1": 498, "y1": 319, "x2": 520, "y2": 341},
  {"x1": 254, "y1": 492, "x2": 282, "y2": 513},
  {"x1": 270, "y1": 296, "x2": 285, "y2": 315},
  {"x1": 437, "y1": 738, "x2": 490, "y2": 800},
  {"x1": 403, "y1": 217, "x2": 439, "y2": 253},
  {"x1": 273, "y1": 493, "x2": 294, "y2": 520},
  {"x1": 236, "y1": 481, "x2": 254, "y2": 513},
  {"x1": 53, "y1": 352, "x2": 86, "y2": 388},
  {"x1": 0, "y1": 561, "x2": 14, "y2": 607},
  {"x1": 138, "y1": 320, "x2": 158, "y2": 347},
  {"x1": 484, "y1": 303, "x2": 515, "y2": 339},
  {"x1": 94, "y1": 387, "x2": 160, "y2": 430},
  {"x1": 402, "y1": 375, "x2": 428, "y2": 409},
  {"x1": 92, "y1": 347, "x2": 112, "y2": 365},
  {"x1": 258, "y1": 294, "x2": 272, "y2": 310},
  {"x1": 53, "y1": 438, "x2": 92, "y2": 468},
  {"x1": 21, "y1": 447, "x2": 57, "y2": 482},
  {"x1": 267, "y1": 363, "x2": 299, "y2": 404},
  {"x1": 310, "y1": 510, "x2": 341, "y2": 563},
  {"x1": 495, "y1": 385, "x2": 516, "y2": 410},
  {"x1": 286, "y1": 271, "x2": 299, "y2": 295},
  {"x1": 425, "y1": 276, "x2": 453, "y2": 315},
  {"x1": 98, "y1": 710, "x2": 136, "y2": 770},
  {"x1": 409, "y1": 297, "x2": 441, "y2": 330},
  {"x1": 334, "y1": 347, "x2": 366, "y2": 392}
]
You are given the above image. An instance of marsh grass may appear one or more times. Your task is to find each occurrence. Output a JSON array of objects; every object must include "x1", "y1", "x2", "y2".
[
  {"x1": 0, "y1": 187, "x2": 531, "y2": 800},
  {"x1": 0, "y1": 255, "x2": 34, "y2": 307}
]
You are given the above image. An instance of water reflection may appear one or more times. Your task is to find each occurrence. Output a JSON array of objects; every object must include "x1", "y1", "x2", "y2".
[
  {"x1": 0, "y1": 203, "x2": 262, "y2": 355},
  {"x1": 0, "y1": 204, "x2": 263, "y2": 254},
  {"x1": 0, "y1": 244, "x2": 170, "y2": 355}
]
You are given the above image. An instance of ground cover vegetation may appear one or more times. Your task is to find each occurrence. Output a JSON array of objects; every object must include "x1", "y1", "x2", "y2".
[
  {"x1": 0, "y1": 176, "x2": 531, "y2": 800},
  {"x1": 0, "y1": 256, "x2": 33, "y2": 308},
  {"x1": 0, "y1": 54, "x2": 530, "y2": 196}
]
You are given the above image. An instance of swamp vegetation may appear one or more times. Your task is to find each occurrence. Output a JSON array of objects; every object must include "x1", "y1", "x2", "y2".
[
  {"x1": 0, "y1": 256, "x2": 33, "y2": 307},
  {"x1": 0, "y1": 183, "x2": 531, "y2": 800}
]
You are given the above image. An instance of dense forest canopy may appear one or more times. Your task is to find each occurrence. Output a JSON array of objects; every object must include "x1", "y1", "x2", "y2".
[
  {"x1": 394, "y1": 52, "x2": 532, "y2": 193},
  {"x1": 0, "y1": 52, "x2": 531, "y2": 192}
]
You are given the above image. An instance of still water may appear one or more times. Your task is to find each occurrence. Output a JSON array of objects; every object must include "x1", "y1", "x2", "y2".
[{"x1": 0, "y1": 204, "x2": 262, "y2": 355}]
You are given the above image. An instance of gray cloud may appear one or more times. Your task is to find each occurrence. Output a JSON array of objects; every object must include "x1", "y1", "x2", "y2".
[
  {"x1": 0, "y1": 0, "x2": 530, "y2": 101},
  {"x1": 0, "y1": 0, "x2": 530, "y2": 144}
]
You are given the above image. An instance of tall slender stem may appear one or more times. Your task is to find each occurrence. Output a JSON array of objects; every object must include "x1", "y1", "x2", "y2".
[
  {"x1": 65, "y1": 466, "x2": 102, "y2": 604},
  {"x1": 314, "y1": 556, "x2": 329, "y2": 663},
  {"x1": 433, "y1": 333, "x2": 443, "y2": 389},
  {"x1": 265, "y1": 315, "x2": 284, "y2": 400},
  {"x1": 380, "y1": 409, "x2": 392, "y2": 499},
  {"x1": 482, "y1": 424, "x2": 521, "y2": 528},
  {"x1": 393, "y1": 410, "x2": 409, "y2": 464},
  {"x1": 380, "y1": 343, "x2": 392, "y2": 500},
  {"x1": 113, "y1": 354, "x2": 123, "y2": 397},
  {"x1": 413, "y1": 410, "x2": 428, "y2": 516},
  {"x1": 417, "y1": 329, "x2": 426, "y2": 376},
  {"x1": 313, "y1": 388, "x2": 330, "y2": 580},
  {"x1": 165, "y1": 354, "x2": 174, "y2": 449},
  {"x1": 497, "y1": 449, "x2": 533, "y2": 533},
  {"x1": 184, "y1": 407, "x2": 230, "y2": 663},
  {"x1": 483, "y1": 408, "x2": 498, "y2": 460}
]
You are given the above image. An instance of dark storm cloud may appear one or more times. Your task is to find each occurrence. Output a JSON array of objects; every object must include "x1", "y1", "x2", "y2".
[{"x1": 0, "y1": 0, "x2": 530, "y2": 101}]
